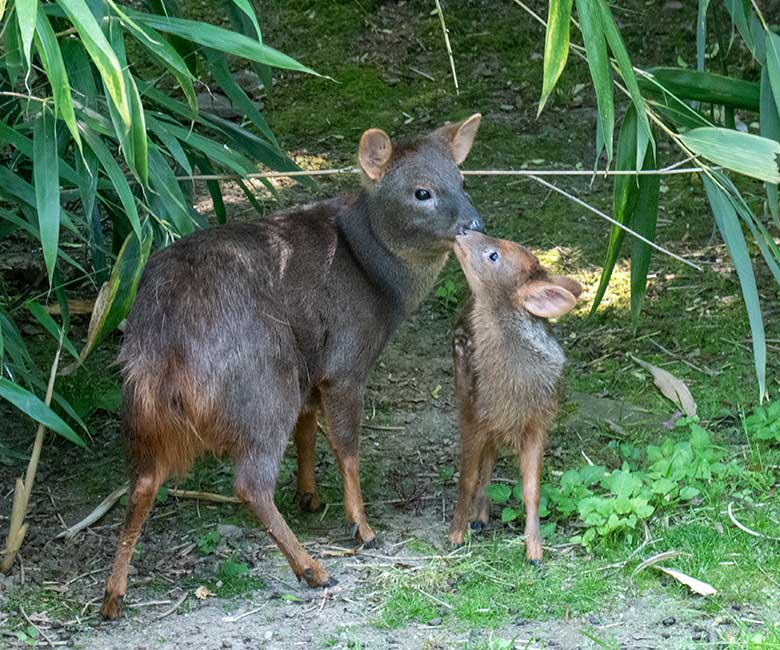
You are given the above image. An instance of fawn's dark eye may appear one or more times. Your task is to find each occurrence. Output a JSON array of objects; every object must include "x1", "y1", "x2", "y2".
[
  {"x1": 488, "y1": 251, "x2": 500, "y2": 263},
  {"x1": 414, "y1": 188, "x2": 432, "y2": 201}
]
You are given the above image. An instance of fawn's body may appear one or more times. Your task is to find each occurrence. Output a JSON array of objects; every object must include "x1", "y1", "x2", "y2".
[
  {"x1": 447, "y1": 232, "x2": 582, "y2": 561},
  {"x1": 101, "y1": 116, "x2": 484, "y2": 619}
]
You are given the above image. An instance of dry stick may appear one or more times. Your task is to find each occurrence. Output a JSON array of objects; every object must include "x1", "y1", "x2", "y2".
[
  {"x1": 727, "y1": 502, "x2": 780, "y2": 541},
  {"x1": 155, "y1": 592, "x2": 188, "y2": 620},
  {"x1": 434, "y1": 0, "x2": 459, "y2": 95},
  {"x1": 524, "y1": 174, "x2": 702, "y2": 270},
  {"x1": 1, "y1": 333, "x2": 64, "y2": 574}
]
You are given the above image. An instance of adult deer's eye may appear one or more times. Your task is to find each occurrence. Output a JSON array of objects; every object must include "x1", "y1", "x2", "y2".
[
  {"x1": 488, "y1": 251, "x2": 500, "y2": 263},
  {"x1": 414, "y1": 188, "x2": 432, "y2": 201}
]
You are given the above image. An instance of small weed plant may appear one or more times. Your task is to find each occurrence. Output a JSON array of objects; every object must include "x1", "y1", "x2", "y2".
[
  {"x1": 744, "y1": 401, "x2": 780, "y2": 444},
  {"x1": 489, "y1": 417, "x2": 745, "y2": 550}
]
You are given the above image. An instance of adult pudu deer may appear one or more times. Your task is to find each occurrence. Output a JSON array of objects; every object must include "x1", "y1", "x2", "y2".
[
  {"x1": 100, "y1": 115, "x2": 485, "y2": 619},
  {"x1": 447, "y1": 232, "x2": 582, "y2": 562}
]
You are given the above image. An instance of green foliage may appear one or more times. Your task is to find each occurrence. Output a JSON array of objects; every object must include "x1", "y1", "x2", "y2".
[
  {"x1": 538, "y1": 0, "x2": 780, "y2": 395},
  {"x1": 434, "y1": 277, "x2": 460, "y2": 313},
  {"x1": 489, "y1": 418, "x2": 743, "y2": 550},
  {"x1": 744, "y1": 401, "x2": 780, "y2": 443},
  {"x1": 0, "y1": 0, "x2": 317, "y2": 440},
  {"x1": 196, "y1": 530, "x2": 221, "y2": 555}
]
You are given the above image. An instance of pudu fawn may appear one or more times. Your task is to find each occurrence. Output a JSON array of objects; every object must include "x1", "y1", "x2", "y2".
[
  {"x1": 448, "y1": 231, "x2": 582, "y2": 562},
  {"x1": 100, "y1": 115, "x2": 485, "y2": 619}
]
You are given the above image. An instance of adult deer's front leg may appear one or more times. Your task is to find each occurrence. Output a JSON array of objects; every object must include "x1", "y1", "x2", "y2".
[{"x1": 320, "y1": 383, "x2": 376, "y2": 546}]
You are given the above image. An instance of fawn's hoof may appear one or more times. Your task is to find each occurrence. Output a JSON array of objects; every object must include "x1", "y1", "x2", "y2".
[
  {"x1": 448, "y1": 530, "x2": 466, "y2": 547},
  {"x1": 99, "y1": 592, "x2": 124, "y2": 621},
  {"x1": 297, "y1": 491, "x2": 323, "y2": 513},
  {"x1": 302, "y1": 566, "x2": 335, "y2": 588},
  {"x1": 349, "y1": 522, "x2": 377, "y2": 547}
]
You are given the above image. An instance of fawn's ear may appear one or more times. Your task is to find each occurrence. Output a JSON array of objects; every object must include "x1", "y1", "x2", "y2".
[
  {"x1": 518, "y1": 281, "x2": 577, "y2": 319},
  {"x1": 437, "y1": 113, "x2": 481, "y2": 165},
  {"x1": 550, "y1": 274, "x2": 583, "y2": 299},
  {"x1": 358, "y1": 128, "x2": 393, "y2": 181}
]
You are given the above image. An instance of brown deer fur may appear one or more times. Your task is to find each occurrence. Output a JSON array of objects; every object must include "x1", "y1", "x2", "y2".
[
  {"x1": 100, "y1": 115, "x2": 485, "y2": 619},
  {"x1": 447, "y1": 232, "x2": 582, "y2": 562}
]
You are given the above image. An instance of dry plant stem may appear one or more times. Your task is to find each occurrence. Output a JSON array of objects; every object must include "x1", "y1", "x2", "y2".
[
  {"x1": 434, "y1": 0, "x2": 459, "y2": 95},
  {"x1": 727, "y1": 501, "x2": 780, "y2": 541},
  {"x1": 1, "y1": 334, "x2": 63, "y2": 574},
  {"x1": 525, "y1": 174, "x2": 702, "y2": 270}
]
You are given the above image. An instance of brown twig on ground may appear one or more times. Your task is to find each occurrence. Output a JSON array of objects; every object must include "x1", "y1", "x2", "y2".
[
  {"x1": 155, "y1": 592, "x2": 188, "y2": 620},
  {"x1": 2, "y1": 334, "x2": 64, "y2": 574}
]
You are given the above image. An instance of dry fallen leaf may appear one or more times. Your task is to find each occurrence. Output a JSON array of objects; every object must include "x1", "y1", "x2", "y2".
[
  {"x1": 61, "y1": 282, "x2": 111, "y2": 376},
  {"x1": 195, "y1": 585, "x2": 214, "y2": 600},
  {"x1": 654, "y1": 566, "x2": 717, "y2": 596},
  {"x1": 631, "y1": 355, "x2": 697, "y2": 417},
  {"x1": 633, "y1": 550, "x2": 688, "y2": 576}
]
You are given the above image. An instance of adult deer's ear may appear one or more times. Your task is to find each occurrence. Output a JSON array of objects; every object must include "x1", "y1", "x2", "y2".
[
  {"x1": 436, "y1": 113, "x2": 481, "y2": 165},
  {"x1": 517, "y1": 281, "x2": 577, "y2": 319},
  {"x1": 550, "y1": 274, "x2": 583, "y2": 299},
  {"x1": 358, "y1": 128, "x2": 393, "y2": 181}
]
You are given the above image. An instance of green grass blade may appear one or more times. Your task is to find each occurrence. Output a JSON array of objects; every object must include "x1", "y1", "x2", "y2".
[
  {"x1": 539, "y1": 0, "x2": 573, "y2": 115},
  {"x1": 595, "y1": 0, "x2": 652, "y2": 167},
  {"x1": 82, "y1": 128, "x2": 141, "y2": 243},
  {"x1": 680, "y1": 128, "x2": 780, "y2": 184},
  {"x1": 55, "y1": 0, "x2": 131, "y2": 127},
  {"x1": 0, "y1": 377, "x2": 85, "y2": 446},
  {"x1": 642, "y1": 67, "x2": 760, "y2": 112},
  {"x1": 590, "y1": 106, "x2": 639, "y2": 315},
  {"x1": 127, "y1": 7, "x2": 321, "y2": 76},
  {"x1": 760, "y1": 66, "x2": 780, "y2": 226},
  {"x1": 16, "y1": 0, "x2": 37, "y2": 70},
  {"x1": 34, "y1": 10, "x2": 82, "y2": 149},
  {"x1": 574, "y1": 0, "x2": 613, "y2": 165},
  {"x1": 703, "y1": 176, "x2": 767, "y2": 400},
  {"x1": 629, "y1": 152, "x2": 660, "y2": 322},
  {"x1": 33, "y1": 109, "x2": 60, "y2": 284}
]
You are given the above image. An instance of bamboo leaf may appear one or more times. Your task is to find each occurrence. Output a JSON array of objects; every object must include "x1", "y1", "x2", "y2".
[
  {"x1": 574, "y1": 0, "x2": 613, "y2": 164},
  {"x1": 642, "y1": 67, "x2": 760, "y2": 112},
  {"x1": 4, "y1": 15, "x2": 25, "y2": 85},
  {"x1": 591, "y1": 106, "x2": 639, "y2": 314},
  {"x1": 703, "y1": 176, "x2": 767, "y2": 400},
  {"x1": 629, "y1": 150, "x2": 659, "y2": 322},
  {"x1": 34, "y1": 10, "x2": 82, "y2": 148},
  {"x1": 723, "y1": 0, "x2": 754, "y2": 55},
  {"x1": 631, "y1": 356, "x2": 697, "y2": 417},
  {"x1": 696, "y1": 0, "x2": 710, "y2": 72},
  {"x1": 127, "y1": 7, "x2": 321, "y2": 76},
  {"x1": 55, "y1": 0, "x2": 131, "y2": 127},
  {"x1": 146, "y1": 115, "x2": 193, "y2": 176},
  {"x1": 229, "y1": 0, "x2": 261, "y2": 40},
  {"x1": 766, "y1": 31, "x2": 780, "y2": 123},
  {"x1": 539, "y1": 0, "x2": 573, "y2": 115},
  {"x1": 33, "y1": 109, "x2": 60, "y2": 284},
  {"x1": 680, "y1": 128, "x2": 780, "y2": 184},
  {"x1": 147, "y1": 146, "x2": 192, "y2": 235},
  {"x1": 760, "y1": 66, "x2": 780, "y2": 226},
  {"x1": 16, "y1": 0, "x2": 37, "y2": 71},
  {"x1": 26, "y1": 302, "x2": 79, "y2": 360},
  {"x1": 0, "y1": 377, "x2": 85, "y2": 446}
]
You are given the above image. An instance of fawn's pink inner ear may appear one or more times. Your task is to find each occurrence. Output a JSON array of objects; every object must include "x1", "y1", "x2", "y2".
[
  {"x1": 358, "y1": 129, "x2": 393, "y2": 181},
  {"x1": 550, "y1": 274, "x2": 583, "y2": 299},
  {"x1": 521, "y1": 283, "x2": 577, "y2": 319}
]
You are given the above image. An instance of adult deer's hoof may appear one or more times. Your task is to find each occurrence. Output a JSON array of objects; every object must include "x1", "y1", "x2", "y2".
[
  {"x1": 302, "y1": 563, "x2": 333, "y2": 588},
  {"x1": 99, "y1": 592, "x2": 124, "y2": 621},
  {"x1": 469, "y1": 520, "x2": 486, "y2": 532}
]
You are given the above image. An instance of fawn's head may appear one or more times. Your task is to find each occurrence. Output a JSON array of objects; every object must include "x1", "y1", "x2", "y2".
[
  {"x1": 357, "y1": 114, "x2": 485, "y2": 255},
  {"x1": 454, "y1": 231, "x2": 583, "y2": 319}
]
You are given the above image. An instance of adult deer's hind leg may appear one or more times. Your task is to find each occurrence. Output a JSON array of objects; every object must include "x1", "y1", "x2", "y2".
[{"x1": 294, "y1": 409, "x2": 322, "y2": 513}]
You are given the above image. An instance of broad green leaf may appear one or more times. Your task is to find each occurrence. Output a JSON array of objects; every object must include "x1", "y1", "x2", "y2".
[
  {"x1": 680, "y1": 128, "x2": 780, "y2": 184},
  {"x1": 595, "y1": 0, "x2": 652, "y2": 167},
  {"x1": 73, "y1": 222, "x2": 153, "y2": 365},
  {"x1": 0, "y1": 377, "x2": 85, "y2": 446},
  {"x1": 629, "y1": 149, "x2": 659, "y2": 322},
  {"x1": 26, "y1": 302, "x2": 79, "y2": 360},
  {"x1": 16, "y1": 0, "x2": 37, "y2": 71},
  {"x1": 703, "y1": 176, "x2": 767, "y2": 400},
  {"x1": 33, "y1": 109, "x2": 60, "y2": 284},
  {"x1": 723, "y1": 0, "x2": 754, "y2": 55},
  {"x1": 34, "y1": 10, "x2": 82, "y2": 148},
  {"x1": 539, "y1": 0, "x2": 573, "y2": 115},
  {"x1": 590, "y1": 106, "x2": 639, "y2": 314},
  {"x1": 127, "y1": 8, "x2": 321, "y2": 76},
  {"x1": 761, "y1": 61, "x2": 780, "y2": 226},
  {"x1": 766, "y1": 32, "x2": 780, "y2": 126},
  {"x1": 82, "y1": 128, "x2": 141, "y2": 244},
  {"x1": 204, "y1": 48, "x2": 279, "y2": 146},
  {"x1": 642, "y1": 67, "x2": 760, "y2": 112},
  {"x1": 486, "y1": 483, "x2": 512, "y2": 504},
  {"x1": 501, "y1": 507, "x2": 520, "y2": 523},
  {"x1": 4, "y1": 14, "x2": 25, "y2": 85},
  {"x1": 107, "y1": 0, "x2": 197, "y2": 114},
  {"x1": 575, "y1": 0, "x2": 613, "y2": 164},
  {"x1": 56, "y1": 0, "x2": 131, "y2": 127},
  {"x1": 229, "y1": 0, "x2": 261, "y2": 40}
]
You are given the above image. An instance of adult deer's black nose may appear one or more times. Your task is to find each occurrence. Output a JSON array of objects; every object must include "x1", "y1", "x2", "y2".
[{"x1": 460, "y1": 217, "x2": 485, "y2": 234}]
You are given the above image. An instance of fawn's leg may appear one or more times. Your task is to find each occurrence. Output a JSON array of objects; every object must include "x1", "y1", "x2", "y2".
[
  {"x1": 518, "y1": 424, "x2": 546, "y2": 563},
  {"x1": 319, "y1": 382, "x2": 375, "y2": 546},
  {"x1": 101, "y1": 469, "x2": 166, "y2": 619},
  {"x1": 449, "y1": 327, "x2": 486, "y2": 545},
  {"x1": 294, "y1": 409, "x2": 322, "y2": 513},
  {"x1": 472, "y1": 444, "x2": 497, "y2": 530}
]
